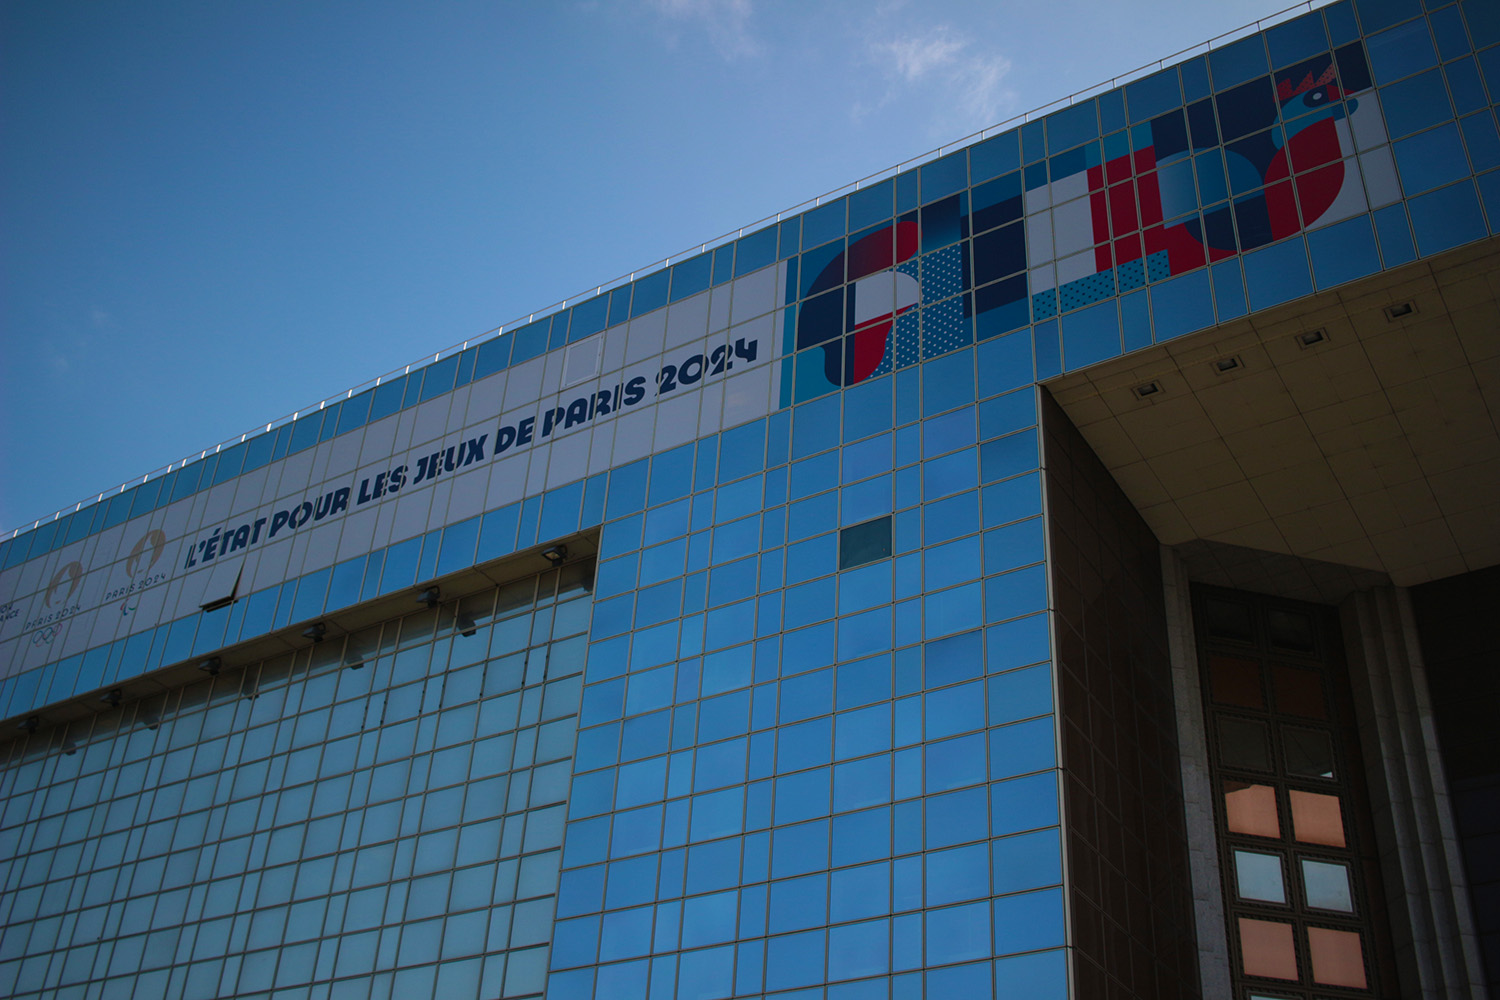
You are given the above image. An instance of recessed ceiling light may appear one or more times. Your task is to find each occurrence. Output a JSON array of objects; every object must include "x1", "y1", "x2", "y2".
[
  {"x1": 1133, "y1": 381, "x2": 1162, "y2": 399},
  {"x1": 1384, "y1": 302, "x2": 1415, "y2": 320},
  {"x1": 1213, "y1": 356, "x2": 1243, "y2": 374},
  {"x1": 1295, "y1": 329, "x2": 1327, "y2": 348}
]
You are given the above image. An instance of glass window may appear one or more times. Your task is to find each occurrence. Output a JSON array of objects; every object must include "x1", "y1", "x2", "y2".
[
  {"x1": 1307, "y1": 926, "x2": 1367, "y2": 988},
  {"x1": 1302, "y1": 859, "x2": 1354, "y2": 912},
  {"x1": 1237, "y1": 917, "x2": 1298, "y2": 980},
  {"x1": 1283, "y1": 727, "x2": 1335, "y2": 779},
  {"x1": 1234, "y1": 849, "x2": 1286, "y2": 903},
  {"x1": 1218, "y1": 717, "x2": 1271, "y2": 771},
  {"x1": 1224, "y1": 781, "x2": 1281, "y2": 838},
  {"x1": 839, "y1": 517, "x2": 892, "y2": 570},
  {"x1": 1289, "y1": 789, "x2": 1346, "y2": 847},
  {"x1": 1210, "y1": 655, "x2": 1264, "y2": 708}
]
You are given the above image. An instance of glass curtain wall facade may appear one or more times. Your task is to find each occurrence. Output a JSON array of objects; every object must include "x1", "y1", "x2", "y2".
[
  {"x1": 0, "y1": 569, "x2": 594, "y2": 1000},
  {"x1": 2, "y1": 1, "x2": 1498, "y2": 998}
]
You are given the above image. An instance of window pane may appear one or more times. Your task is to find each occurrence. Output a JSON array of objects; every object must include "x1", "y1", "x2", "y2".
[
  {"x1": 1283, "y1": 728, "x2": 1335, "y2": 779},
  {"x1": 1218, "y1": 717, "x2": 1271, "y2": 771},
  {"x1": 1301, "y1": 859, "x2": 1353, "y2": 912},
  {"x1": 1307, "y1": 926, "x2": 1366, "y2": 988},
  {"x1": 1204, "y1": 597, "x2": 1255, "y2": 643},
  {"x1": 1237, "y1": 917, "x2": 1298, "y2": 981},
  {"x1": 1272, "y1": 664, "x2": 1327, "y2": 718},
  {"x1": 1210, "y1": 656, "x2": 1264, "y2": 709},
  {"x1": 839, "y1": 516, "x2": 892, "y2": 570},
  {"x1": 1225, "y1": 782, "x2": 1280, "y2": 838},
  {"x1": 1266, "y1": 609, "x2": 1314, "y2": 652},
  {"x1": 1234, "y1": 850, "x2": 1286, "y2": 904},
  {"x1": 1289, "y1": 790, "x2": 1346, "y2": 847}
]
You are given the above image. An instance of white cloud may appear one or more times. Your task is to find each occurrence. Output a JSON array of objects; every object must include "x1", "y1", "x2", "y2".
[
  {"x1": 863, "y1": 24, "x2": 1016, "y2": 134},
  {"x1": 647, "y1": 0, "x2": 759, "y2": 59},
  {"x1": 880, "y1": 33, "x2": 967, "y2": 83}
]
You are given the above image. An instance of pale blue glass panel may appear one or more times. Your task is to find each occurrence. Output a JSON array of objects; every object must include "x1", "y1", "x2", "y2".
[
  {"x1": 992, "y1": 828, "x2": 1062, "y2": 895},
  {"x1": 1235, "y1": 849, "x2": 1286, "y2": 903},
  {"x1": 1302, "y1": 859, "x2": 1354, "y2": 911},
  {"x1": 1367, "y1": 20, "x2": 1438, "y2": 84},
  {"x1": 1308, "y1": 215, "x2": 1382, "y2": 289},
  {"x1": 1408, "y1": 180, "x2": 1487, "y2": 255},
  {"x1": 1354, "y1": 0, "x2": 1421, "y2": 34},
  {"x1": 1243, "y1": 238, "x2": 1313, "y2": 312},
  {"x1": 927, "y1": 899, "x2": 992, "y2": 967},
  {"x1": 1395, "y1": 123, "x2": 1471, "y2": 196},
  {"x1": 1379, "y1": 70, "x2": 1454, "y2": 140},
  {"x1": 1374, "y1": 203, "x2": 1417, "y2": 265},
  {"x1": 992, "y1": 887, "x2": 1065, "y2": 955},
  {"x1": 1212, "y1": 259, "x2": 1247, "y2": 321},
  {"x1": 993, "y1": 949, "x2": 1067, "y2": 999},
  {"x1": 1060, "y1": 299, "x2": 1122, "y2": 371},
  {"x1": 1150, "y1": 269, "x2": 1214, "y2": 341}
]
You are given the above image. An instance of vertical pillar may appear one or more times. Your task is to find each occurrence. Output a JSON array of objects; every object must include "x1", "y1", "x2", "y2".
[
  {"x1": 1340, "y1": 586, "x2": 1489, "y2": 999},
  {"x1": 1161, "y1": 548, "x2": 1231, "y2": 1000}
]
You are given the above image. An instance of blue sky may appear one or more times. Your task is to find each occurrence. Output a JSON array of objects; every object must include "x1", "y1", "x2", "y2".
[{"x1": 1, "y1": 0, "x2": 1295, "y2": 534}]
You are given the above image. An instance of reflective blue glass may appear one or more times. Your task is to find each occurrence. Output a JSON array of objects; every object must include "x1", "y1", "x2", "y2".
[
  {"x1": 921, "y1": 151, "x2": 968, "y2": 202},
  {"x1": 926, "y1": 732, "x2": 988, "y2": 792},
  {"x1": 790, "y1": 450, "x2": 839, "y2": 501},
  {"x1": 840, "y1": 434, "x2": 891, "y2": 486},
  {"x1": 993, "y1": 948, "x2": 1068, "y2": 998},
  {"x1": 922, "y1": 407, "x2": 976, "y2": 458},
  {"x1": 1127, "y1": 68, "x2": 1183, "y2": 122},
  {"x1": 1212, "y1": 259, "x2": 1248, "y2": 321},
  {"x1": 1268, "y1": 11, "x2": 1330, "y2": 68},
  {"x1": 1447, "y1": 59, "x2": 1489, "y2": 116},
  {"x1": 992, "y1": 827, "x2": 1062, "y2": 894},
  {"x1": 771, "y1": 819, "x2": 829, "y2": 879},
  {"x1": 1461, "y1": 113, "x2": 1500, "y2": 173},
  {"x1": 988, "y1": 717, "x2": 1056, "y2": 779},
  {"x1": 925, "y1": 785, "x2": 989, "y2": 849},
  {"x1": 1374, "y1": 202, "x2": 1418, "y2": 265},
  {"x1": 922, "y1": 349, "x2": 975, "y2": 417},
  {"x1": 1210, "y1": 35, "x2": 1270, "y2": 90},
  {"x1": 1308, "y1": 215, "x2": 1383, "y2": 289},
  {"x1": 779, "y1": 716, "x2": 833, "y2": 771},
  {"x1": 765, "y1": 928, "x2": 828, "y2": 992},
  {"x1": 923, "y1": 448, "x2": 978, "y2": 499},
  {"x1": 988, "y1": 663, "x2": 1053, "y2": 725},
  {"x1": 1354, "y1": 0, "x2": 1422, "y2": 33},
  {"x1": 1466, "y1": 0, "x2": 1500, "y2": 46},
  {"x1": 1379, "y1": 70, "x2": 1455, "y2": 140},
  {"x1": 990, "y1": 771, "x2": 1060, "y2": 835},
  {"x1": 1368, "y1": 19, "x2": 1438, "y2": 84},
  {"x1": 1243, "y1": 237, "x2": 1313, "y2": 311},
  {"x1": 927, "y1": 900, "x2": 992, "y2": 965},
  {"x1": 1408, "y1": 179, "x2": 1487, "y2": 254},
  {"x1": 1395, "y1": 122, "x2": 1472, "y2": 196},
  {"x1": 680, "y1": 890, "x2": 738, "y2": 949}
]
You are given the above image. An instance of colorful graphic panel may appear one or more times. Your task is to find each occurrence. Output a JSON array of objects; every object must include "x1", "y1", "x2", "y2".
[{"x1": 782, "y1": 40, "x2": 1381, "y2": 400}]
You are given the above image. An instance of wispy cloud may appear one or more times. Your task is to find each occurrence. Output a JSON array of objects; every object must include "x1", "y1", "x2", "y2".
[
  {"x1": 646, "y1": 0, "x2": 759, "y2": 59},
  {"x1": 859, "y1": 23, "x2": 1015, "y2": 134}
]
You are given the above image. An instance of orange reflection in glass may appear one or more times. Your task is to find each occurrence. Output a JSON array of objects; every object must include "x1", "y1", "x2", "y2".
[
  {"x1": 1238, "y1": 917, "x2": 1299, "y2": 981},
  {"x1": 1272, "y1": 663, "x2": 1327, "y2": 718},
  {"x1": 1308, "y1": 927, "x2": 1367, "y2": 988},
  {"x1": 1211, "y1": 655, "x2": 1264, "y2": 708},
  {"x1": 1225, "y1": 782, "x2": 1280, "y2": 838},
  {"x1": 1289, "y1": 790, "x2": 1346, "y2": 847}
]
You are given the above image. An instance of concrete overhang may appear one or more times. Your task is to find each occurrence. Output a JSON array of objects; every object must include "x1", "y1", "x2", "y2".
[{"x1": 1045, "y1": 236, "x2": 1500, "y2": 590}]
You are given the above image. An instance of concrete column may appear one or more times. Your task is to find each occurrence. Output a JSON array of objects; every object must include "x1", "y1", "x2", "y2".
[
  {"x1": 1340, "y1": 586, "x2": 1489, "y2": 1000},
  {"x1": 1161, "y1": 548, "x2": 1232, "y2": 1000}
]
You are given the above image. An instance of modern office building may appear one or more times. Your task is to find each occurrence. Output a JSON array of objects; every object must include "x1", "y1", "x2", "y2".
[{"x1": 1, "y1": 0, "x2": 1497, "y2": 997}]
